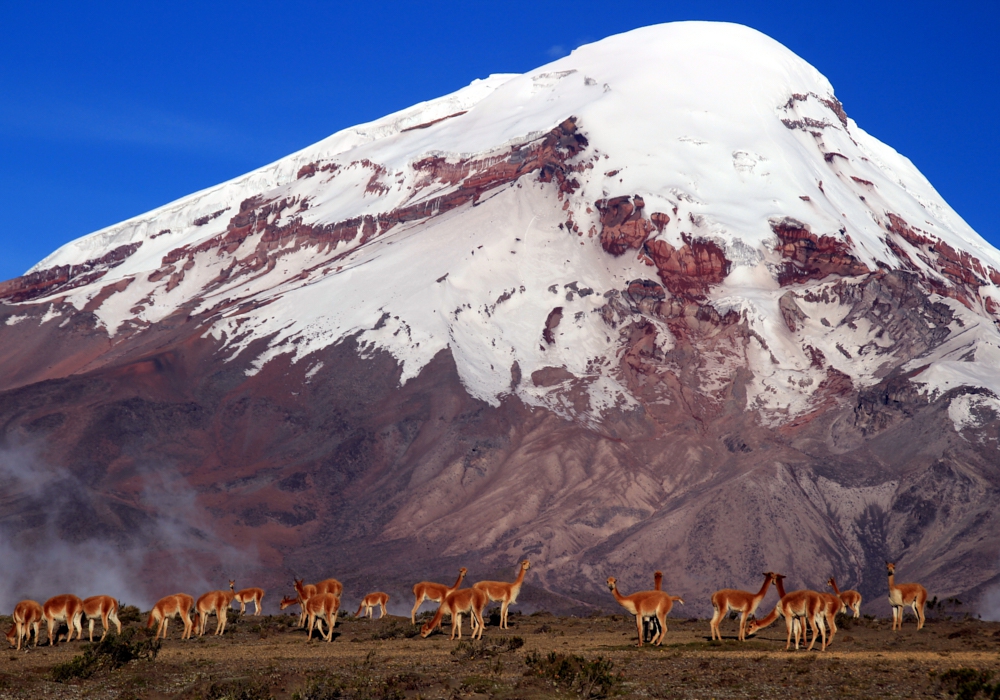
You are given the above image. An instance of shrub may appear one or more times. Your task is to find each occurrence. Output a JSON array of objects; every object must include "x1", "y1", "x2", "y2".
[
  {"x1": 937, "y1": 668, "x2": 1000, "y2": 700},
  {"x1": 452, "y1": 636, "x2": 524, "y2": 660},
  {"x1": 525, "y1": 651, "x2": 621, "y2": 698},
  {"x1": 51, "y1": 628, "x2": 160, "y2": 682},
  {"x1": 118, "y1": 605, "x2": 142, "y2": 625}
]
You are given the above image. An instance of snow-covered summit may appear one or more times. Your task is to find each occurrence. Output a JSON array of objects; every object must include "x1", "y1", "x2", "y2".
[{"x1": 6, "y1": 21, "x2": 1000, "y2": 427}]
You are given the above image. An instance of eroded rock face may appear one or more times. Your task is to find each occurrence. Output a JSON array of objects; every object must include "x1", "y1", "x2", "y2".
[
  {"x1": 596, "y1": 195, "x2": 666, "y2": 256},
  {"x1": 644, "y1": 236, "x2": 731, "y2": 298},
  {"x1": 0, "y1": 242, "x2": 142, "y2": 303},
  {"x1": 771, "y1": 217, "x2": 870, "y2": 284}
]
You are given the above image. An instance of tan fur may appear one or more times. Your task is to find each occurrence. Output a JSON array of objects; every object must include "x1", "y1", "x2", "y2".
[
  {"x1": 229, "y1": 580, "x2": 265, "y2": 615},
  {"x1": 146, "y1": 594, "x2": 195, "y2": 640},
  {"x1": 196, "y1": 589, "x2": 236, "y2": 636},
  {"x1": 42, "y1": 594, "x2": 84, "y2": 646},
  {"x1": 886, "y1": 562, "x2": 928, "y2": 630},
  {"x1": 420, "y1": 588, "x2": 488, "y2": 640},
  {"x1": 304, "y1": 593, "x2": 340, "y2": 642},
  {"x1": 411, "y1": 567, "x2": 467, "y2": 624},
  {"x1": 5, "y1": 600, "x2": 42, "y2": 650},
  {"x1": 746, "y1": 588, "x2": 826, "y2": 651},
  {"x1": 355, "y1": 592, "x2": 390, "y2": 619},
  {"x1": 709, "y1": 572, "x2": 778, "y2": 641},
  {"x1": 815, "y1": 592, "x2": 846, "y2": 649},
  {"x1": 315, "y1": 578, "x2": 343, "y2": 597},
  {"x1": 771, "y1": 573, "x2": 804, "y2": 642},
  {"x1": 292, "y1": 579, "x2": 319, "y2": 628},
  {"x1": 82, "y1": 596, "x2": 121, "y2": 642},
  {"x1": 472, "y1": 560, "x2": 531, "y2": 629},
  {"x1": 606, "y1": 577, "x2": 680, "y2": 647},
  {"x1": 827, "y1": 576, "x2": 862, "y2": 618}
]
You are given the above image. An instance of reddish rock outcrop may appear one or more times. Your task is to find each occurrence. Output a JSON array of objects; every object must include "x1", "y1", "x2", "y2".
[
  {"x1": 890, "y1": 213, "x2": 986, "y2": 285},
  {"x1": 595, "y1": 195, "x2": 670, "y2": 256},
  {"x1": 192, "y1": 208, "x2": 229, "y2": 227},
  {"x1": 143, "y1": 119, "x2": 592, "y2": 297},
  {"x1": 771, "y1": 217, "x2": 869, "y2": 285},
  {"x1": 644, "y1": 235, "x2": 730, "y2": 298},
  {"x1": 0, "y1": 242, "x2": 143, "y2": 303},
  {"x1": 884, "y1": 212, "x2": 1000, "y2": 308}
]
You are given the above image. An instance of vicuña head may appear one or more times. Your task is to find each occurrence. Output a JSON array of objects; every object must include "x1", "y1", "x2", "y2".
[
  {"x1": 229, "y1": 580, "x2": 236, "y2": 591},
  {"x1": 606, "y1": 576, "x2": 617, "y2": 591},
  {"x1": 279, "y1": 596, "x2": 299, "y2": 610}
]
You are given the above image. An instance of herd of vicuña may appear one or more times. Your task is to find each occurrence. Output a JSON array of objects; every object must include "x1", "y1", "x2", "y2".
[{"x1": 5, "y1": 560, "x2": 927, "y2": 652}]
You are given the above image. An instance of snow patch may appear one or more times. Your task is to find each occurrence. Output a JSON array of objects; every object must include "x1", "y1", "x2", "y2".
[{"x1": 948, "y1": 393, "x2": 1000, "y2": 432}]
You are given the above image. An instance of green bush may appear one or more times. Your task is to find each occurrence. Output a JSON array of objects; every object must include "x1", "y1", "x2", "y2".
[
  {"x1": 525, "y1": 651, "x2": 621, "y2": 698},
  {"x1": 51, "y1": 628, "x2": 160, "y2": 682}
]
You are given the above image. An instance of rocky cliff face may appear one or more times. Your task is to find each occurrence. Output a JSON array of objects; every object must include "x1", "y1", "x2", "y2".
[{"x1": 2, "y1": 22, "x2": 999, "y2": 616}]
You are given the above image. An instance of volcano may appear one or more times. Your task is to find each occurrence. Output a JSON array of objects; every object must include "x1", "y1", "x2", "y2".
[{"x1": 2, "y1": 22, "x2": 999, "y2": 616}]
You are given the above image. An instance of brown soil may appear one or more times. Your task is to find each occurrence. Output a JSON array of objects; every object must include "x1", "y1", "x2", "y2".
[{"x1": 0, "y1": 611, "x2": 998, "y2": 699}]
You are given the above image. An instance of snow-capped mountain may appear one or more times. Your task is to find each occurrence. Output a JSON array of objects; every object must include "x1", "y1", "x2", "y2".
[{"x1": 2, "y1": 22, "x2": 998, "y2": 614}]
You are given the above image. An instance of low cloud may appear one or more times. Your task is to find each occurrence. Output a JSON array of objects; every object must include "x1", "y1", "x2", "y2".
[
  {"x1": 0, "y1": 444, "x2": 259, "y2": 612},
  {"x1": 979, "y1": 557, "x2": 1000, "y2": 621}
]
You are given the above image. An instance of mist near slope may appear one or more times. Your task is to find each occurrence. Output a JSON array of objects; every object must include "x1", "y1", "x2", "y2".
[
  {"x1": 0, "y1": 444, "x2": 259, "y2": 611},
  {"x1": 978, "y1": 557, "x2": 1000, "y2": 621}
]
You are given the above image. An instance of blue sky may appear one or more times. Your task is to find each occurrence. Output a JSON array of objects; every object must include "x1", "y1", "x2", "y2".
[{"x1": 1, "y1": 1, "x2": 997, "y2": 282}]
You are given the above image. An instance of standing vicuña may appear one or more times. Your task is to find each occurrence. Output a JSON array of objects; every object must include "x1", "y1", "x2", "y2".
[
  {"x1": 420, "y1": 588, "x2": 487, "y2": 640},
  {"x1": 411, "y1": 567, "x2": 467, "y2": 624},
  {"x1": 886, "y1": 562, "x2": 927, "y2": 630},
  {"x1": 827, "y1": 576, "x2": 862, "y2": 618},
  {"x1": 473, "y1": 560, "x2": 530, "y2": 629},
  {"x1": 82, "y1": 596, "x2": 121, "y2": 642},
  {"x1": 291, "y1": 579, "x2": 318, "y2": 628},
  {"x1": 196, "y1": 589, "x2": 236, "y2": 636},
  {"x1": 5, "y1": 600, "x2": 43, "y2": 650},
  {"x1": 746, "y1": 586, "x2": 826, "y2": 651},
  {"x1": 606, "y1": 577, "x2": 682, "y2": 647},
  {"x1": 42, "y1": 595, "x2": 84, "y2": 646},
  {"x1": 355, "y1": 593, "x2": 390, "y2": 620},
  {"x1": 709, "y1": 572, "x2": 778, "y2": 641},
  {"x1": 147, "y1": 594, "x2": 195, "y2": 640},
  {"x1": 305, "y1": 593, "x2": 340, "y2": 642},
  {"x1": 230, "y1": 580, "x2": 265, "y2": 615}
]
